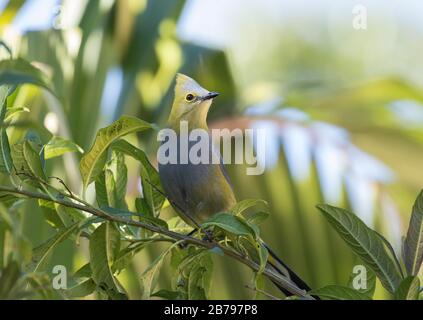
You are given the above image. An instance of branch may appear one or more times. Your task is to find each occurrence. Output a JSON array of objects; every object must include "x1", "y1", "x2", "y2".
[{"x1": 0, "y1": 185, "x2": 312, "y2": 299}]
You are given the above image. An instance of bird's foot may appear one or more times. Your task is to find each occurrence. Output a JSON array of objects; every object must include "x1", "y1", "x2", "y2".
[{"x1": 202, "y1": 229, "x2": 214, "y2": 242}]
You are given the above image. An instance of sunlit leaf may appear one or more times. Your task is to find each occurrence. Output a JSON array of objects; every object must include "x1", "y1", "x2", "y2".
[
  {"x1": 80, "y1": 115, "x2": 152, "y2": 189},
  {"x1": 231, "y1": 199, "x2": 268, "y2": 216},
  {"x1": 0, "y1": 0, "x2": 25, "y2": 27},
  {"x1": 0, "y1": 58, "x2": 57, "y2": 97},
  {"x1": 44, "y1": 136, "x2": 84, "y2": 159}
]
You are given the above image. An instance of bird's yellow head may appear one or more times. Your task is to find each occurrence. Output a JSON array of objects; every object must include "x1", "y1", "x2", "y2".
[{"x1": 167, "y1": 73, "x2": 219, "y2": 131}]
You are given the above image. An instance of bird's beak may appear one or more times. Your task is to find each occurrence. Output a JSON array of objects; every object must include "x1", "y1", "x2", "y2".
[{"x1": 201, "y1": 91, "x2": 219, "y2": 101}]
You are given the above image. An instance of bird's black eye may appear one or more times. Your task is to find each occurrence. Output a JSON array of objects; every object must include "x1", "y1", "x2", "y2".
[{"x1": 185, "y1": 93, "x2": 195, "y2": 102}]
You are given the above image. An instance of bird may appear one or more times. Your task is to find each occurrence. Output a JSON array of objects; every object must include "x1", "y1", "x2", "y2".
[{"x1": 158, "y1": 73, "x2": 312, "y2": 298}]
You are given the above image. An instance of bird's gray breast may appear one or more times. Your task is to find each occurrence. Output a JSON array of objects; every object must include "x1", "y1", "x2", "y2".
[{"x1": 158, "y1": 135, "x2": 234, "y2": 223}]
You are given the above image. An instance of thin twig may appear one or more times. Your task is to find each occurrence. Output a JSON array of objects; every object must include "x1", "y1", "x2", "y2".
[
  {"x1": 48, "y1": 176, "x2": 74, "y2": 197},
  {"x1": 0, "y1": 185, "x2": 312, "y2": 299}
]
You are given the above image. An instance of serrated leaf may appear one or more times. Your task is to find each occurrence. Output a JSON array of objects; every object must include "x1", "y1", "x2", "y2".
[
  {"x1": 89, "y1": 222, "x2": 127, "y2": 300},
  {"x1": 80, "y1": 115, "x2": 152, "y2": 189},
  {"x1": 44, "y1": 136, "x2": 83, "y2": 159},
  {"x1": 231, "y1": 199, "x2": 268, "y2": 216},
  {"x1": 310, "y1": 285, "x2": 371, "y2": 300},
  {"x1": 202, "y1": 212, "x2": 258, "y2": 240},
  {"x1": 316, "y1": 204, "x2": 403, "y2": 293},
  {"x1": 394, "y1": 276, "x2": 420, "y2": 300},
  {"x1": 404, "y1": 190, "x2": 423, "y2": 276},
  {"x1": 29, "y1": 222, "x2": 79, "y2": 272}
]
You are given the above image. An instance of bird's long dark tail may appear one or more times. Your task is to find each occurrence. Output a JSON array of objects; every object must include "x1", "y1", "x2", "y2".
[{"x1": 263, "y1": 243, "x2": 316, "y2": 298}]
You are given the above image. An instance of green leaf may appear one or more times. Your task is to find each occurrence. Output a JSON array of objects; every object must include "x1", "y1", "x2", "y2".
[
  {"x1": 310, "y1": 285, "x2": 372, "y2": 300},
  {"x1": 151, "y1": 289, "x2": 181, "y2": 300},
  {"x1": 187, "y1": 252, "x2": 213, "y2": 300},
  {"x1": 404, "y1": 190, "x2": 423, "y2": 275},
  {"x1": 29, "y1": 222, "x2": 79, "y2": 272},
  {"x1": 0, "y1": 58, "x2": 58, "y2": 97},
  {"x1": 316, "y1": 204, "x2": 403, "y2": 293},
  {"x1": 0, "y1": 129, "x2": 12, "y2": 173},
  {"x1": 0, "y1": 85, "x2": 16, "y2": 174},
  {"x1": 394, "y1": 276, "x2": 420, "y2": 300},
  {"x1": 66, "y1": 278, "x2": 96, "y2": 298},
  {"x1": 5, "y1": 106, "x2": 29, "y2": 121},
  {"x1": 112, "y1": 241, "x2": 151, "y2": 274},
  {"x1": 38, "y1": 199, "x2": 65, "y2": 230},
  {"x1": 80, "y1": 115, "x2": 152, "y2": 189},
  {"x1": 89, "y1": 222, "x2": 127, "y2": 300},
  {"x1": 0, "y1": 0, "x2": 25, "y2": 26},
  {"x1": 95, "y1": 171, "x2": 109, "y2": 208},
  {"x1": 73, "y1": 263, "x2": 92, "y2": 281},
  {"x1": 105, "y1": 169, "x2": 117, "y2": 208},
  {"x1": 112, "y1": 139, "x2": 164, "y2": 216},
  {"x1": 44, "y1": 136, "x2": 83, "y2": 159},
  {"x1": 202, "y1": 212, "x2": 258, "y2": 240},
  {"x1": 347, "y1": 264, "x2": 376, "y2": 298},
  {"x1": 0, "y1": 260, "x2": 20, "y2": 299},
  {"x1": 256, "y1": 242, "x2": 269, "y2": 274},
  {"x1": 231, "y1": 199, "x2": 268, "y2": 216},
  {"x1": 246, "y1": 211, "x2": 270, "y2": 226},
  {"x1": 109, "y1": 151, "x2": 127, "y2": 209},
  {"x1": 12, "y1": 140, "x2": 46, "y2": 182},
  {"x1": 140, "y1": 242, "x2": 179, "y2": 299}
]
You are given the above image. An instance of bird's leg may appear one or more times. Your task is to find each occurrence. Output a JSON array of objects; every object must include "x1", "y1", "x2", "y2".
[
  {"x1": 178, "y1": 228, "x2": 198, "y2": 249},
  {"x1": 202, "y1": 229, "x2": 214, "y2": 242}
]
